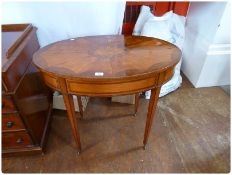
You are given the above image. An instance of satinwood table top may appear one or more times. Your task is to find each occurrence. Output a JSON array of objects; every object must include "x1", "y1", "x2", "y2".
[{"x1": 33, "y1": 35, "x2": 181, "y2": 80}]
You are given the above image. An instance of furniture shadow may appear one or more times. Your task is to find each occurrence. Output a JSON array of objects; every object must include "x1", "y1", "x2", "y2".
[
  {"x1": 81, "y1": 145, "x2": 144, "y2": 161},
  {"x1": 80, "y1": 113, "x2": 135, "y2": 123}
]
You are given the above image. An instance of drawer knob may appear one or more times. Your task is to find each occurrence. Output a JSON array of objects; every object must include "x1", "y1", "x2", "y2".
[
  {"x1": 16, "y1": 138, "x2": 23, "y2": 144},
  {"x1": 6, "y1": 121, "x2": 14, "y2": 128}
]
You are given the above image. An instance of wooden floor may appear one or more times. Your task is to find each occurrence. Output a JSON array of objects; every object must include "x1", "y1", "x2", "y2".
[{"x1": 2, "y1": 76, "x2": 230, "y2": 173}]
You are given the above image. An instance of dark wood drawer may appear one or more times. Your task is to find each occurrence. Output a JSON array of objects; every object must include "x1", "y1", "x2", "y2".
[
  {"x1": 2, "y1": 132, "x2": 33, "y2": 149},
  {"x1": 2, "y1": 114, "x2": 25, "y2": 132},
  {"x1": 2, "y1": 95, "x2": 17, "y2": 113}
]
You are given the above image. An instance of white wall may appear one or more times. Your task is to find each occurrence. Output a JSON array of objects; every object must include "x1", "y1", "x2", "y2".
[
  {"x1": 213, "y1": 2, "x2": 231, "y2": 44},
  {"x1": 182, "y1": 2, "x2": 230, "y2": 87},
  {"x1": 197, "y1": 51, "x2": 230, "y2": 86},
  {"x1": 2, "y1": 2, "x2": 126, "y2": 47}
]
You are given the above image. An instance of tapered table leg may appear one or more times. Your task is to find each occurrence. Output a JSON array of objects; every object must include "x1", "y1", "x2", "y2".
[
  {"x1": 143, "y1": 87, "x2": 161, "y2": 149},
  {"x1": 63, "y1": 94, "x2": 82, "y2": 153},
  {"x1": 134, "y1": 93, "x2": 140, "y2": 116},
  {"x1": 76, "y1": 96, "x2": 83, "y2": 118}
]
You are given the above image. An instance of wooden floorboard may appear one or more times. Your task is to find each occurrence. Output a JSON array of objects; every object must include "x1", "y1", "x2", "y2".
[{"x1": 2, "y1": 75, "x2": 230, "y2": 173}]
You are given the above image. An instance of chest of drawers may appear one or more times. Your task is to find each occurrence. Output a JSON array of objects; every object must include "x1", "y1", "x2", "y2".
[{"x1": 2, "y1": 24, "x2": 53, "y2": 156}]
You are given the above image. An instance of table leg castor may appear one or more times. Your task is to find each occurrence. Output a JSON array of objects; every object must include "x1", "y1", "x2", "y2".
[{"x1": 143, "y1": 145, "x2": 146, "y2": 150}]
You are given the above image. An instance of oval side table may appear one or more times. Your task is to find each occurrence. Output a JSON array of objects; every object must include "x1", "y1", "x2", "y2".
[{"x1": 33, "y1": 35, "x2": 181, "y2": 153}]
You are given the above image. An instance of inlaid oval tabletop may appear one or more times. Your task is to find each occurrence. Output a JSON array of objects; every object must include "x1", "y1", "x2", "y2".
[{"x1": 33, "y1": 35, "x2": 181, "y2": 80}]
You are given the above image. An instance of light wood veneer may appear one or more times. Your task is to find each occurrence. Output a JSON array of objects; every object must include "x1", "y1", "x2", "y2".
[{"x1": 33, "y1": 35, "x2": 181, "y2": 153}]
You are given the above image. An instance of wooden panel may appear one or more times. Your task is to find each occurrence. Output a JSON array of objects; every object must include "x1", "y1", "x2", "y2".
[
  {"x1": 3, "y1": 147, "x2": 43, "y2": 157},
  {"x1": 2, "y1": 132, "x2": 33, "y2": 149},
  {"x1": 2, "y1": 28, "x2": 40, "y2": 92},
  {"x1": 2, "y1": 24, "x2": 32, "y2": 32},
  {"x1": 2, "y1": 24, "x2": 32, "y2": 59},
  {"x1": 67, "y1": 77, "x2": 157, "y2": 96},
  {"x1": 157, "y1": 67, "x2": 175, "y2": 85},
  {"x1": 2, "y1": 95, "x2": 17, "y2": 113},
  {"x1": 2, "y1": 24, "x2": 53, "y2": 156},
  {"x1": 123, "y1": 2, "x2": 156, "y2": 35},
  {"x1": 173, "y1": 2, "x2": 190, "y2": 16},
  {"x1": 2, "y1": 51, "x2": 31, "y2": 92},
  {"x1": 42, "y1": 73, "x2": 60, "y2": 90},
  {"x1": 15, "y1": 62, "x2": 52, "y2": 144},
  {"x1": 154, "y1": 2, "x2": 171, "y2": 16},
  {"x1": 154, "y1": 2, "x2": 190, "y2": 16},
  {"x1": 2, "y1": 113, "x2": 26, "y2": 132}
]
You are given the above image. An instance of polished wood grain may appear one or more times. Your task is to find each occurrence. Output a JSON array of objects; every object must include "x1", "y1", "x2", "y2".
[
  {"x1": 2, "y1": 95, "x2": 17, "y2": 113},
  {"x1": 2, "y1": 25, "x2": 40, "y2": 92},
  {"x1": 134, "y1": 93, "x2": 139, "y2": 116},
  {"x1": 77, "y1": 96, "x2": 84, "y2": 118},
  {"x1": 33, "y1": 35, "x2": 181, "y2": 152},
  {"x1": 14, "y1": 62, "x2": 52, "y2": 144},
  {"x1": 59, "y1": 78, "x2": 82, "y2": 153},
  {"x1": 2, "y1": 24, "x2": 53, "y2": 156},
  {"x1": 2, "y1": 132, "x2": 33, "y2": 148},
  {"x1": 2, "y1": 24, "x2": 32, "y2": 59},
  {"x1": 143, "y1": 87, "x2": 161, "y2": 148},
  {"x1": 33, "y1": 36, "x2": 180, "y2": 79},
  {"x1": 2, "y1": 113, "x2": 26, "y2": 132}
]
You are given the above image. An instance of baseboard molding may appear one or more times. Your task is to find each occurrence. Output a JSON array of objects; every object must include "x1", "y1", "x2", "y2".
[{"x1": 207, "y1": 43, "x2": 231, "y2": 55}]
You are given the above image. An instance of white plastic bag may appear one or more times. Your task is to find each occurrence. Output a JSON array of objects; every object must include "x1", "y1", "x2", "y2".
[
  {"x1": 133, "y1": 6, "x2": 153, "y2": 36},
  {"x1": 133, "y1": 6, "x2": 186, "y2": 98}
]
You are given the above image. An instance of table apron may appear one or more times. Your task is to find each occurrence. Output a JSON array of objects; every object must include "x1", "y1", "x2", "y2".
[
  {"x1": 66, "y1": 77, "x2": 157, "y2": 96},
  {"x1": 40, "y1": 67, "x2": 174, "y2": 97}
]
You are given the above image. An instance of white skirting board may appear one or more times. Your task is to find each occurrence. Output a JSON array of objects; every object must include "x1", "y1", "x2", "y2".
[{"x1": 53, "y1": 91, "x2": 89, "y2": 112}]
